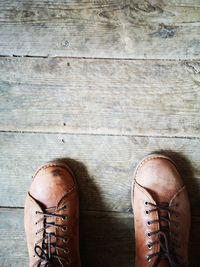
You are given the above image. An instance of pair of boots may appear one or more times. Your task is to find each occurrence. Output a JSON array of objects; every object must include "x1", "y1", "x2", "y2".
[{"x1": 24, "y1": 154, "x2": 191, "y2": 267}]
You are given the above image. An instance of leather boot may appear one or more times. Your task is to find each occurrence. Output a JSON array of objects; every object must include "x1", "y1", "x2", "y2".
[
  {"x1": 132, "y1": 154, "x2": 191, "y2": 267},
  {"x1": 24, "y1": 162, "x2": 81, "y2": 267}
]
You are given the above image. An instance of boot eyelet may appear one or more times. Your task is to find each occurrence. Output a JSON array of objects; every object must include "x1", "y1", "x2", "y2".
[
  {"x1": 147, "y1": 243, "x2": 152, "y2": 249},
  {"x1": 62, "y1": 226, "x2": 67, "y2": 232},
  {"x1": 147, "y1": 221, "x2": 151, "y2": 225},
  {"x1": 62, "y1": 216, "x2": 67, "y2": 221},
  {"x1": 145, "y1": 210, "x2": 149, "y2": 215},
  {"x1": 64, "y1": 248, "x2": 70, "y2": 254},
  {"x1": 63, "y1": 238, "x2": 69, "y2": 244},
  {"x1": 147, "y1": 232, "x2": 151, "y2": 237},
  {"x1": 144, "y1": 201, "x2": 148, "y2": 206},
  {"x1": 146, "y1": 255, "x2": 151, "y2": 262}
]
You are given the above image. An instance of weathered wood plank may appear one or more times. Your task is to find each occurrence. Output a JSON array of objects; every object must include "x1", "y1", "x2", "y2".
[
  {"x1": 0, "y1": 132, "x2": 200, "y2": 215},
  {"x1": 0, "y1": 208, "x2": 27, "y2": 267},
  {"x1": 0, "y1": 57, "x2": 200, "y2": 137},
  {"x1": 0, "y1": 0, "x2": 200, "y2": 59},
  {"x1": 0, "y1": 208, "x2": 199, "y2": 267}
]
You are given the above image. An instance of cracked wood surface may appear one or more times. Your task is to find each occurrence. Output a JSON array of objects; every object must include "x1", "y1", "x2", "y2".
[
  {"x1": 0, "y1": 0, "x2": 200, "y2": 59},
  {"x1": 0, "y1": 57, "x2": 200, "y2": 137}
]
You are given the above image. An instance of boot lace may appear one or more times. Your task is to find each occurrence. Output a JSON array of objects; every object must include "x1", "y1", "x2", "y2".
[
  {"x1": 33, "y1": 205, "x2": 71, "y2": 267},
  {"x1": 144, "y1": 201, "x2": 186, "y2": 267}
]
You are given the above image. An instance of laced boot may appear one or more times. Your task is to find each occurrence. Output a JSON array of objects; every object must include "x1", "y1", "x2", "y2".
[
  {"x1": 24, "y1": 162, "x2": 81, "y2": 267},
  {"x1": 132, "y1": 154, "x2": 191, "y2": 267}
]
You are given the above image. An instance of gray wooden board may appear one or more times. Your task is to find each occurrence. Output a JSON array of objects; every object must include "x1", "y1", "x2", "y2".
[
  {"x1": 0, "y1": 208, "x2": 199, "y2": 267},
  {"x1": 0, "y1": 0, "x2": 200, "y2": 59},
  {"x1": 0, "y1": 132, "x2": 200, "y2": 215},
  {"x1": 0, "y1": 57, "x2": 200, "y2": 137}
]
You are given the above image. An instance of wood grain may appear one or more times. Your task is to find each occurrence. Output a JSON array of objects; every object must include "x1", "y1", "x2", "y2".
[
  {"x1": 0, "y1": 0, "x2": 200, "y2": 59},
  {"x1": 0, "y1": 208, "x2": 199, "y2": 267},
  {"x1": 1, "y1": 1, "x2": 200, "y2": 265},
  {"x1": 0, "y1": 57, "x2": 200, "y2": 137},
  {"x1": 0, "y1": 132, "x2": 200, "y2": 215}
]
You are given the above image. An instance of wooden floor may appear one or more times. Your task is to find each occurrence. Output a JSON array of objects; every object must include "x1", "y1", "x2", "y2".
[{"x1": 0, "y1": 1, "x2": 200, "y2": 266}]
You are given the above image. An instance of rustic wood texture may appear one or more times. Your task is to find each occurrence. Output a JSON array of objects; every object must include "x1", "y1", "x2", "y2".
[
  {"x1": 0, "y1": 208, "x2": 199, "y2": 267},
  {"x1": 0, "y1": 0, "x2": 200, "y2": 266},
  {"x1": 1, "y1": 57, "x2": 200, "y2": 137},
  {"x1": 0, "y1": 0, "x2": 200, "y2": 59},
  {"x1": 1, "y1": 132, "x2": 200, "y2": 216}
]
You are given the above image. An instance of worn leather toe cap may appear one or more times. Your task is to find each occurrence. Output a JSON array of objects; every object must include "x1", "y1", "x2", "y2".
[{"x1": 29, "y1": 162, "x2": 76, "y2": 208}]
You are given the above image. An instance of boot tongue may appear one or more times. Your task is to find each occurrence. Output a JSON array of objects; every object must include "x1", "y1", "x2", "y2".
[
  {"x1": 44, "y1": 207, "x2": 58, "y2": 256},
  {"x1": 148, "y1": 187, "x2": 171, "y2": 203}
]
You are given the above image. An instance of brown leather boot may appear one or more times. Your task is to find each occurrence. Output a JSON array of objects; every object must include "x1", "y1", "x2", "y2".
[
  {"x1": 24, "y1": 162, "x2": 81, "y2": 267},
  {"x1": 132, "y1": 154, "x2": 191, "y2": 267}
]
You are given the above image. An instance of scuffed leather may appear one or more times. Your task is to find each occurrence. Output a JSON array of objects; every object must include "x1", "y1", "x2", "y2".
[
  {"x1": 24, "y1": 162, "x2": 81, "y2": 267},
  {"x1": 132, "y1": 155, "x2": 191, "y2": 267}
]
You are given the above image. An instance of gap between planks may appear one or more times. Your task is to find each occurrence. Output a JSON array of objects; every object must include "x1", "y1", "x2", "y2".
[
  {"x1": 0, "y1": 54, "x2": 194, "y2": 62},
  {"x1": 1, "y1": 132, "x2": 200, "y2": 214}
]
